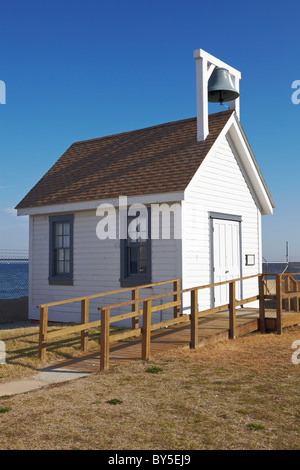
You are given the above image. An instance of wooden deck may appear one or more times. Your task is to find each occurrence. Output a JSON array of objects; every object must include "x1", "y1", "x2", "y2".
[{"x1": 46, "y1": 307, "x2": 300, "y2": 374}]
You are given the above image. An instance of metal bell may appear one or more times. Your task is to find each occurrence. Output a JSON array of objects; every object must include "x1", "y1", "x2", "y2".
[{"x1": 208, "y1": 67, "x2": 239, "y2": 104}]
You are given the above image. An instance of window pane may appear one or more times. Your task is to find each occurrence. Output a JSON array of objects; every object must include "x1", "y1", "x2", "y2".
[
  {"x1": 63, "y1": 223, "x2": 70, "y2": 236},
  {"x1": 57, "y1": 261, "x2": 65, "y2": 274},
  {"x1": 63, "y1": 235, "x2": 70, "y2": 248},
  {"x1": 65, "y1": 248, "x2": 70, "y2": 261},
  {"x1": 55, "y1": 235, "x2": 63, "y2": 248},
  {"x1": 57, "y1": 249, "x2": 65, "y2": 261},
  {"x1": 138, "y1": 245, "x2": 147, "y2": 273},
  {"x1": 56, "y1": 223, "x2": 63, "y2": 236},
  {"x1": 65, "y1": 261, "x2": 70, "y2": 273},
  {"x1": 128, "y1": 246, "x2": 139, "y2": 274}
]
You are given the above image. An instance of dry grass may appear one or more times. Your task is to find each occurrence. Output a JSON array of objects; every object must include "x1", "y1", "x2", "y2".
[
  {"x1": 0, "y1": 323, "x2": 299, "y2": 450},
  {"x1": 0, "y1": 322, "x2": 124, "y2": 383}
]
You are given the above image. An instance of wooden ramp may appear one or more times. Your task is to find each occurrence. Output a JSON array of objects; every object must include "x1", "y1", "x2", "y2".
[{"x1": 46, "y1": 307, "x2": 299, "y2": 374}]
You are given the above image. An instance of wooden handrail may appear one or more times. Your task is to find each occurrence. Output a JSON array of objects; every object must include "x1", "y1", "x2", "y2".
[
  {"x1": 37, "y1": 278, "x2": 177, "y2": 309},
  {"x1": 38, "y1": 272, "x2": 300, "y2": 365},
  {"x1": 275, "y1": 273, "x2": 300, "y2": 334},
  {"x1": 100, "y1": 274, "x2": 263, "y2": 369},
  {"x1": 99, "y1": 274, "x2": 260, "y2": 311},
  {"x1": 38, "y1": 278, "x2": 178, "y2": 361}
]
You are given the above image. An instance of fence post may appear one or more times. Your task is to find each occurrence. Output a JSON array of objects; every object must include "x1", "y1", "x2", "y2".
[
  {"x1": 132, "y1": 287, "x2": 140, "y2": 330},
  {"x1": 100, "y1": 307, "x2": 110, "y2": 371},
  {"x1": 190, "y1": 288, "x2": 198, "y2": 349},
  {"x1": 293, "y1": 278, "x2": 299, "y2": 313},
  {"x1": 81, "y1": 298, "x2": 89, "y2": 352},
  {"x1": 229, "y1": 281, "x2": 236, "y2": 339},
  {"x1": 38, "y1": 306, "x2": 48, "y2": 362},
  {"x1": 285, "y1": 275, "x2": 291, "y2": 311},
  {"x1": 258, "y1": 274, "x2": 265, "y2": 334},
  {"x1": 276, "y1": 274, "x2": 282, "y2": 335},
  {"x1": 173, "y1": 279, "x2": 180, "y2": 318},
  {"x1": 142, "y1": 299, "x2": 152, "y2": 361}
]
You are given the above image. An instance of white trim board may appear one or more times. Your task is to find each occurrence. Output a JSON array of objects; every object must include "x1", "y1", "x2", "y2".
[{"x1": 17, "y1": 191, "x2": 185, "y2": 216}]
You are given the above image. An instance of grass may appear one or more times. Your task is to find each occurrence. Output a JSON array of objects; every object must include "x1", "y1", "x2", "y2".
[
  {"x1": 0, "y1": 323, "x2": 299, "y2": 450},
  {"x1": 0, "y1": 321, "x2": 127, "y2": 383},
  {"x1": 145, "y1": 366, "x2": 163, "y2": 374},
  {"x1": 247, "y1": 423, "x2": 265, "y2": 431},
  {"x1": 106, "y1": 398, "x2": 123, "y2": 405},
  {"x1": 0, "y1": 407, "x2": 11, "y2": 414}
]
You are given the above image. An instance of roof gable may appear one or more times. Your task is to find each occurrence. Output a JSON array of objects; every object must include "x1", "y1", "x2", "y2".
[
  {"x1": 16, "y1": 110, "x2": 234, "y2": 210},
  {"x1": 185, "y1": 112, "x2": 274, "y2": 215}
]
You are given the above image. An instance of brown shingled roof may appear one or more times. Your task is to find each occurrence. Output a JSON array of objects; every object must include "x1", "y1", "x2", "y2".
[{"x1": 16, "y1": 110, "x2": 234, "y2": 210}]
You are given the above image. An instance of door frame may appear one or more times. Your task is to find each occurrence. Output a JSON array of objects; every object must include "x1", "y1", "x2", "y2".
[{"x1": 209, "y1": 211, "x2": 243, "y2": 308}]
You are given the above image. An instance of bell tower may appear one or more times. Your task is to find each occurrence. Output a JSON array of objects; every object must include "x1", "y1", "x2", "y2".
[{"x1": 194, "y1": 49, "x2": 241, "y2": 142}]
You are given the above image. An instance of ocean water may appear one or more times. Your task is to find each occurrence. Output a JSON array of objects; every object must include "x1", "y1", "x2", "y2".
[
  {"x1": 0, "y1": 261, "x2": 29, "y2": 299},
  {"x1": 0, "y1": 261, "x2": 298, "y2": 300},
  {"x1": 262, "y1": 262, "x2": 300, "y2": 280}
]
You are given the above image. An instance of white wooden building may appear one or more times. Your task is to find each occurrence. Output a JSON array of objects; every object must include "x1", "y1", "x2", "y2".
[{"x1": 16, "y1": 49, "x2": 274, "y2": 326}]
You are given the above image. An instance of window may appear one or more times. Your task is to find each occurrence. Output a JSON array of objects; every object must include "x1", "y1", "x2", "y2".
[
  {"x1": 49, "y1": 214, "x2": 74, "y2": 285},
  {"x1": 120, "y1": 209, "x2": 151, "y2": 287}
]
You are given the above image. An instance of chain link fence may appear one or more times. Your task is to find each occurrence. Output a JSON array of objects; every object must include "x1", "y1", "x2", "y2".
[{"x1": 0, "y1": 250, "x2": 29, "y2": 300}]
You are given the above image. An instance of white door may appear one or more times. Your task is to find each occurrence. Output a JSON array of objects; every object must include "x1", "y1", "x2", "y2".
[{"x1": 212, "y1": 217, "x2": 241, "y2": 307}]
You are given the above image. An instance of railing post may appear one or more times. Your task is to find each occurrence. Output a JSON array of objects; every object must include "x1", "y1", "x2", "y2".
[
  {"x1": 81, "y1": 298, "x2": 89, "y2": 352},
  {"x1": 142, "y1": 299, "x2": 152, "y2": 361},
  {"x1": 100, "y1": 307, "x2": 110, "y2": 371},
  {"x1": 285, "y1": 275, "x2": 291, "y2": 311},
  {"x1": 258, "y1": 274, "x2": 265, "y2": 334},
  {"x1": 229, "y1": 281, "x2": 236, "y2": 339},
  {"x1": 293, "y1": 278, "x2": 299, "y2": 313},
  {"x1": 38, "y1": 306, "x2": 48, "y2": 362},
  {"x1": 276, "y1": 274, "x2": 283, "y2": 335},
  {"x1": 190, "y1": 288, "x2": 198, "y2": 349},
  {"x1": 173, "y1": 279, "x2": 180, "y2": 318},
  {"x1": 132, "y1": 287, "x2": 139, "y2": 330}
]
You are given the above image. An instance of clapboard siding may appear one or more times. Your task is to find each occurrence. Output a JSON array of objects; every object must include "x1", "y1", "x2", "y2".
[
  {"x1": 182, "y1": 134, "x2": 261, "y2": 311},
  {"x1": 29, "y1": 209, "x2": 180, "y2": 326}
]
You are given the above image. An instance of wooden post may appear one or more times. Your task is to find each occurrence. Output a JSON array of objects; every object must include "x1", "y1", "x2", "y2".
[
  {"x1": 276, "y1": 274, "x2": 282, "y2": 335},
  {"x1": 81, "y1": 298, "x2": 89, "y2": 352},
  {"x1": 100, "y1": 307, "x2": 110, "y2": 371},
  {"x1": 229, "y1": 281, "x2": 236, "y2": 339},
  {"x1": 132, "y1": 287, "x2": 139, "y2": 330},
  {"x1": 173, "y1": 279, "x2": 180, "y2": 318},
  {"x1": 285, "y1": 275, "x2": 291, "y2": 311},
  {"x1": 258, "y1": 274, "x2": 265, "y2": 334},
  {"x1": 294, "y1": 294, "x2": 300, "y2": 313},
  {"x1": 190, "y1": 288, "x2": 198, "y2": 349},
  {"x1": 38, "y1": 306, "x2": 48, "y2": 362},
  {"x1": 142, "y1": 299, "x2": 152, "y2": 361},
  {"x1": 291, "y1": 277, "x2": 299, "y2": 313}
]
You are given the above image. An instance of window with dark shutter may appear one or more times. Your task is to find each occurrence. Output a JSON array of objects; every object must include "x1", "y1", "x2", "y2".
[
  {"x1": 49, "y1": 214, "x2": 74, "y2": 285},
  {"x1": 120, "y1": 208, "x2": 151, "y2": 287}
]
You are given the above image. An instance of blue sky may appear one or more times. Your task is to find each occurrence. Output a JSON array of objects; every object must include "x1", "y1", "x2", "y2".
[{"x1": 0, "y1": 0, "x2": 299, "y2": 261}]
